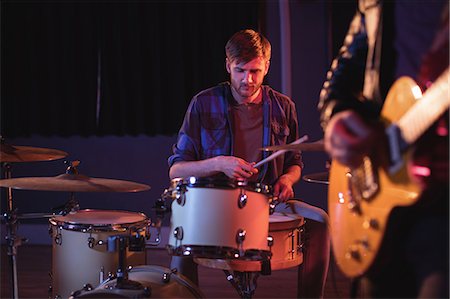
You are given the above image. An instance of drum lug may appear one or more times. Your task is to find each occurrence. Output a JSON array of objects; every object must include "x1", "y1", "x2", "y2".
[
  {"x1": 175, "y1": 185, "x2": 187, "y2": 206},
  {"x1": 267, "y1": 235, "x2": 274, "y2": 247},
  {"x1": 236, "y1": 229, "x2": 246, "y2": 256},
  {"x1": 54, "y1": 226, "x2": 62, "y2": 246},
  {"x1": 238, "y1": 191, "x2": 248, "y2": 209},
  {"x1": 88, "y1": 236, "x2": 95, "y2": 249},
  {"x1": 173, "y1": 226, "x2": 184, "y2": 241},
  {"x1": 162, "y1": 268, "x2": 177, "y2": 283}
]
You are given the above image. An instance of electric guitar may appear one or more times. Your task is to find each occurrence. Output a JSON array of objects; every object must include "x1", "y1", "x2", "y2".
[{"x1": 328, "y1": 68, "x2": 449, "y2": 278}]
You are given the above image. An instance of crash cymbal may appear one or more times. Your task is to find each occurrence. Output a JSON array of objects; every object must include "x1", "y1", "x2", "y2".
[
  {"x1": 303, "y1": 172, "x2": 329, "y2": 185},
  {"x1": 262, "y1": 140, "x2": 324, "y2": 152},
  {"x1": 0, "y1": 173, "x2": 151, "y2": 192},
  {"x1": 0, "y1": 143, "x2": 68, "y2": 163}
]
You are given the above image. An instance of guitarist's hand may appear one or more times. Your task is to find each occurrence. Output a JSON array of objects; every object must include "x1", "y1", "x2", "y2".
[{"x1": 324, "y1": 110, "x2": 380, "y2": 168}]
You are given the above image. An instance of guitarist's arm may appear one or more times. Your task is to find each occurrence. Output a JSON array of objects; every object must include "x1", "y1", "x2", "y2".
[{"x1": 317, "y1": 6, "x2": 384, "y2": 169}]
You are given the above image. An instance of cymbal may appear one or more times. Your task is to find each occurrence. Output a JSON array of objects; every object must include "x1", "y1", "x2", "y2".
[
  {"x1": 0, "y1": 174, "x2": 151, "y2": 192},
  {"x1": 262, "y1": 140, "x2": 324, "y2": 152},
  {"x1": 0, "y1": 143, "x2": 68, "y2": 163},
  {"x1": 303, "y1": 172, "x2": 329, "y2": 185}
]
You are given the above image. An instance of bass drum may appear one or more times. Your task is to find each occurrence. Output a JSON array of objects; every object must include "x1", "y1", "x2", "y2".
[{"x1": 71, "y1": 265, "x2": 205, "y2": 298}]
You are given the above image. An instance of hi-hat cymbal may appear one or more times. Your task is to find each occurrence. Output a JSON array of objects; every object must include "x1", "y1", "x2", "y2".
[
  {"x1": 262, "y1": 140, "x2": 325, "y2": 152},
  {"x1": 303, "y1": 172, "x2": 329, "y2": 185},
  {"x1": 0, "y1": 143, "x2": 68, "y2": 163},
  {"x1": 0, "y1": 174, "x2": 151, "y2": 192}
]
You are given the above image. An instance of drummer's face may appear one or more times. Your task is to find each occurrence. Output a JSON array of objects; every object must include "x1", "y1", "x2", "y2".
[{"x1": 226, "y1": 56, "x2": 270, "y2": 104}]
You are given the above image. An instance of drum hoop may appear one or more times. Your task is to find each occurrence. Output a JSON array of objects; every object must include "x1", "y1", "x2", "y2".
[
  {"x1": 269, "y1": 213, "x2": 304, "y2": 231},
  {"x1": 127, "y1": 265, "x2": 204, "y2": 296},
  {"x1": 49, "y1": 209, "x2": 150, "y2": 232},
  {"x1": 167, "y1": 244, "x2": 272, "y2": 261},
  {"x1": 173, "y1": 177, "x2": 272, "y2": 194}
]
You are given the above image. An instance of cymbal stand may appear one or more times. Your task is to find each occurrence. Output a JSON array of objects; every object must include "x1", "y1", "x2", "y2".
[
  {"x1": 1, "y1": 162, "x2": 27, "y2": 299},
  {"x1": 223, "y1": 270, "x2": 259, "y2": 299}
]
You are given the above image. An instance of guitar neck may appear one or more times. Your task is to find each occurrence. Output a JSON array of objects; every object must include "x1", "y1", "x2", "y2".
[{"x1": 397, "y1": 69, "x2": 449, "y2": 145}]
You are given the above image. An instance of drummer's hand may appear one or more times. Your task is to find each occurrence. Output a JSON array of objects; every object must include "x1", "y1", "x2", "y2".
[
  {"x1": 213, "y1": 156, "x2": 258, "y2": 179},
  {"x1": 273, "y1": 175, "x2": 295, "y2": 202}
]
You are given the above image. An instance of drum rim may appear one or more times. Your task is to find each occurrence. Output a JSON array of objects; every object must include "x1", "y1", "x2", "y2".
[
  {"x1": 171, "y1": 176, "x2": 272, "y2": 194},
  {"x1": 167, "y1": 244, "x2": 272, "y2": 261},
  {"x1": 49, "y1": 209, "x2": 150, "y2": 232},
  {"x1": 269, "y1": 212, "x2": 304, "y2": 231}
]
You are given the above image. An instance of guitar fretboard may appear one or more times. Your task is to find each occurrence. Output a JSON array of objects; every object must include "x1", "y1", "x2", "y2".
[{"x1": 397, "y1": 68, "x2": 449, "y2": 144}]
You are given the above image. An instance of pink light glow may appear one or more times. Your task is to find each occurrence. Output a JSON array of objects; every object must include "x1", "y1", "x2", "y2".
[{"x1": 410, "y1": 165, "x2": 431, "y2": 177}]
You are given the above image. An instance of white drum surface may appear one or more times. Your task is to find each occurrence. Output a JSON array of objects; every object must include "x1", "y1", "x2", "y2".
[{"x1": 50, "y1": 209, "x2": 149, "y2": 298}]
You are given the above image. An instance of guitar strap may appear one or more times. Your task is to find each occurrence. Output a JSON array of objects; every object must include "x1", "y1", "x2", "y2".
[{"x1": 360, "y1": 0, "x2": 383, "y2": 104}]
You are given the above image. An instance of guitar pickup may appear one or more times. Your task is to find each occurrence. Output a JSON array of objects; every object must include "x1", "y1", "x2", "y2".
[{"x1": 349, "y1": 156, "x2": 379, "y2": 202}]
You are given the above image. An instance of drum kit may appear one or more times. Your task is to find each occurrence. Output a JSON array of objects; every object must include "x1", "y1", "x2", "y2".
[{"x1": 1, "y1": 136, "x2": 328, "y2": 299}]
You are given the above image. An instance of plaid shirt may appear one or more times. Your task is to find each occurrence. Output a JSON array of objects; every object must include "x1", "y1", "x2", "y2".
[{"x1": 168, "y1": 82, "x2": 303, "y2": 185}]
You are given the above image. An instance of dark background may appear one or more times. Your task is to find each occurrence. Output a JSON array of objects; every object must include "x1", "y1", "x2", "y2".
[{"x1": 1, "y1": 1, "x2": 355, "y2": 232}]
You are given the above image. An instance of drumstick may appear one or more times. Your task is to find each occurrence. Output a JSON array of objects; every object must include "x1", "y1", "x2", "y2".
[{"x1": 253, "y1": 135, "x2": 309, "y2": 168}]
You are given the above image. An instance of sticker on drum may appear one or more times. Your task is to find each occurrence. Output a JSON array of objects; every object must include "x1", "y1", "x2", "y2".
[
  {"x1": 195, "y1": 212, "x2": 304, "y2": 272},
  {"x1": 166, "y1": 177, "x2": 273, "y2": 260},
  {"x1": 70, "y1": 265, "x2": 205, "y2": 298},
  {"x1": 49, "y1": 209, "x2": 150, "y2": 299}
]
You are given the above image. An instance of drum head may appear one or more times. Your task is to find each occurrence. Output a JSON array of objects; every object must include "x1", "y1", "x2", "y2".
[
  {"x1": 269, "y1": 212, "x2": 303, "y2": 231},
  {"x1": 171, "y1": 176, "x2": 272, "y2": 194},
  {"x1": 49, "y1": 209, "x2": 149, "y2": 231}
]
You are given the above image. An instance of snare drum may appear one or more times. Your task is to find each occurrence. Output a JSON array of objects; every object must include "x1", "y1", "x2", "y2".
[
  {"x1": 166, "y1": 177, "x2": 272, "y2": 260},
  {"x1": 71, "y1": 265, "x2": 205, "y2": 298},
  {"x1": 49, "y1": 209, "x2": 150, "y2": 299},
  {"x1": 195, "y1": 212, "x2": 304, "y2": 272}
]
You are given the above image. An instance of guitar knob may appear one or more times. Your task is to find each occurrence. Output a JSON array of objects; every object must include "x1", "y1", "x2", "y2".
[
  {"x1": 347, "y1": 200, "x2": 361, "y2": 214},
  {"x1": 363, "y1": 218, "x2": 379, "y2": 230}
]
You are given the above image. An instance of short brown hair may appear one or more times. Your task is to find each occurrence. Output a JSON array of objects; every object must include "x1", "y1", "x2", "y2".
[{"x1": 225, "y1": 29, "x2": 271, "y2": 64}]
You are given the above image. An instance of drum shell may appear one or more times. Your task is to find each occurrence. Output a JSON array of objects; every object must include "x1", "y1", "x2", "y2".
[
  {"x1": 49, "y1": 209, "x2": 149, "y2": 299},
  {"x1": 71, "y1": 265, "x2": 205, "y2": 298},
  {"x1": 194, "y1": 212, "x2": 304, "y2": 272},
  {"x1": 267, "y1": 212, "x2": 304, "y2": 270},
  {"x1": 168, "y1": 180, "x2": 271, "y2": 258}
]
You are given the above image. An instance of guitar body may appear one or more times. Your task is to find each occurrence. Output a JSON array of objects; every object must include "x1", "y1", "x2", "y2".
[{"x1": 328, "y1": 77, "x2": 423, "y2": 278}]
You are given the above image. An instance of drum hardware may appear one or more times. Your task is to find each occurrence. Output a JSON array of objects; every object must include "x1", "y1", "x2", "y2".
[
  {"x1": 238, "y1": 191, "x2": 248, "y2": 208},
  {"x1": 70, "y1": 234, "x2": 152, "y2": 299},
  {"x1": 107, "y1": 235, "x2": 148, "y2": 291},
  {"x1": 173, "y1": 227, "x2": 184, "y2": 241},
  {"x1": 0, "y1": 137, "x2": 69, "y2": 299},
  {"x1": 194, "y1": 212, "x2": 303, "y2": 297},
  {"x1": 236, "y1": 229, "x2": 246, "y2": 256},
  {"x1": 52, "y1": 197, "x2": 80, "y2": 216},
  {"x1": 145, "y1": 196, "x2": 170, "y2": 247},
  {"x1": 223, "y1": 270, "x2": 260, "y2": 299},
  {"x1": 161, "y1": 268, "x2": 178, "y2": 283},
  {"x1": 269, "y1": 197, "x2": 279, "y2": 215}
]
